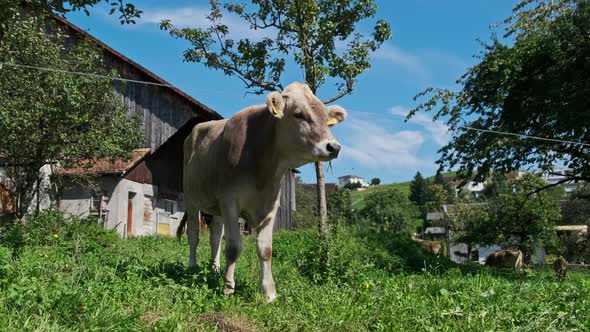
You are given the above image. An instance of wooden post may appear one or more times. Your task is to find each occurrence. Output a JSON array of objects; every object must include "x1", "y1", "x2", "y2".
[{"x1": 315, "y1": 161, "x2": 328, "y2": 256}]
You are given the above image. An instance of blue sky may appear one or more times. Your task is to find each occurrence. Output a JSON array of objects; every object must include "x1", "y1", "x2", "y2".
[{"x1": 66, "y1": 1, "x2": 514, "y2": 185}]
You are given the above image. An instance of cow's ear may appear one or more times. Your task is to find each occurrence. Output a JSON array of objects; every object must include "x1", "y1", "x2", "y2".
[
  {"x1": 326, "y1": 105, "x2": 347, "y2": 126},
  {"x1": 266, "y1": 91, "x2": 285, "y2": 119}
]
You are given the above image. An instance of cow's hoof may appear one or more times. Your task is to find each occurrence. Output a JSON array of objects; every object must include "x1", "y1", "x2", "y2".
[
  {"x1": 223, "y1": 287, "x2": 235, "y2": 296},
  {"x1": 266, "y1": 293, "x2": 277, "y2": 303}
]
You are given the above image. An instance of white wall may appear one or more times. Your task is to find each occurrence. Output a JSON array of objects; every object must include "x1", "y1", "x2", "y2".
[{"x1": 59, "y1": 176, "x2": 186, "y2": 237}]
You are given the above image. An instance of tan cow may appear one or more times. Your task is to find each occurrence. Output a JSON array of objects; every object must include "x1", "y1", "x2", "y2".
[
  {"x1": 485, "y1": 249, "x2": 524, "y2": 271},
  {"x1": 411, "y1": 236, "x2": 442, "y2": 255},
  {"x1": 179, "y1": 82, "x2": 347, "y2": 302},
  {"x1": 553, "y1": 256, "x2": 568, "y2": 281}
]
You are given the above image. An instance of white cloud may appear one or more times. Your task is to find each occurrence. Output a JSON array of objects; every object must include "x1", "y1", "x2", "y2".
[
  {"x1": 422, "y1": 49, "x2": 470, "y2": 73},
  {"x1": 373, "y1": 43, "x2": 431, "y2": 81},
  {"x1": 390, "y1": 105, "x2": 450, "y2": 146},
  {"x1": 138, "y1": 6, "x2": 272, "y2": 39},
  {"x1": 339, "y1": 118, "x2": 427, "y2": 169}
]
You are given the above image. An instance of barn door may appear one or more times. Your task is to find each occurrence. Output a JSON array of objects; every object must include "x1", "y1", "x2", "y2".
[{"x1": 127, "y1": 192, "x2": 136, "y2": 236}]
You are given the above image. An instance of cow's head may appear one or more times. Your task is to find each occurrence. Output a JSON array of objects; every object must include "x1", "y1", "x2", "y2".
[{"x1": 266, "y1": 82, "x2": 347, "y2": 165}]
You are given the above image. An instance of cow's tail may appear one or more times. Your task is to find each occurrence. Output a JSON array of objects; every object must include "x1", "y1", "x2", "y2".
[
  {"x1": 176, "y1": 213, "x2": 187, "y2": 241},
  {"x1": 515, "y1": 250, "x2": 523, "y2": 271}
]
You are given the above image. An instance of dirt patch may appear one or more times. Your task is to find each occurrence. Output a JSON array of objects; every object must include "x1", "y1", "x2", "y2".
[
  {"x1": 197, "y1": 312, "x2": 259, "y2": 332},
  {"x1": 141, "y1": 311, "x2": 163, "y2": 326}
]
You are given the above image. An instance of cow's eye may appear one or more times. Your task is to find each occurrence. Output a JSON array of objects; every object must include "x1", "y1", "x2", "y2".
[{"x1": 293, "y1": 111, "x2": 305, "y2": 120}]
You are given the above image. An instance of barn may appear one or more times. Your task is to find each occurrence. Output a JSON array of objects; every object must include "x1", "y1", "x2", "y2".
[{"x1": 53, "y1": 17, "x2": 295, "y2": 236}]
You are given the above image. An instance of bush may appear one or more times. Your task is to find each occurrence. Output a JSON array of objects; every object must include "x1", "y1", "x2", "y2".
[
  {"x1": 0, "y1": 209, "x2": 118, "y2": 257},
  {"x1": 298, "y1": 224, "x2": 457, "y2": 285},
  {"x1": 359, "y1": 187, "x2": 418, "y2": 235}
]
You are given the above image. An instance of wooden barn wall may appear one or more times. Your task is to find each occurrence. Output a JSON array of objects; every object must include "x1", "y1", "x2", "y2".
[
  {"x1": 107, "y1": 55, "x2": 197, "y2": 151},
  {"x1": 274, "y1": 171, "x2": 295, "y2": 231}
]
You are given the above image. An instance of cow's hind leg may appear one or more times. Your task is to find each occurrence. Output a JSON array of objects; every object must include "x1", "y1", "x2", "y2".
[
  {"x1": 186, "y1": 210, "x2": 200, "y2": 268},
  {"x1": 222, "y1": 206, "x2": 241, "y2": 296},
  {"x1": 256, "y1": 215, "x2": 276, "y2": 303},
  {"x1": 209, "y1": 216, "x2": 224, "y2": 273}
]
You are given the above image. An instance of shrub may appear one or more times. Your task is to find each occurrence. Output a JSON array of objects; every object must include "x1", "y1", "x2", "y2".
[
  {"x1": 359, "y1": 187, "x2": 418, "y2": 235},
  {"x1": 0, "y1": 209, "x2": 118, "y2": 256},
  {"x1": 298, "y1": 224, "x2": 456, "y2": 285}
]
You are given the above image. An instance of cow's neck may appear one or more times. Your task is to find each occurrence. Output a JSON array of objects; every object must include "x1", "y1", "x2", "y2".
[{"x1": 252, "y1": 110, "x2": 289, "y2": 190}]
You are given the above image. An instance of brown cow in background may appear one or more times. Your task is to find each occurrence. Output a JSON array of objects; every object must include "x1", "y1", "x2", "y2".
[
  {"x1": 412, "y1": 236, "x2": 442, "y2": 255},
  {"x1": 553, "y1": 256, "x2": 568, "y2": 281},
  {"x1": 485, "y1": 249, "x2": 523, "y2": 271}
]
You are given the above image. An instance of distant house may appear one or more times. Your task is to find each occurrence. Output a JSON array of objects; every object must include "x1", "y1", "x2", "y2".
[
  {"x1": 338, "y1": 175, "x2": 368, "y2": 188},
  {"x1": 12, "y1": 16, "x2": 296, "y2": 236},
  {"x1": 539, "y1": 168, "x2": 580, "y2": 193},
  {"x1": 425, "y1": 205, "x2": 501, "y2": 264}
]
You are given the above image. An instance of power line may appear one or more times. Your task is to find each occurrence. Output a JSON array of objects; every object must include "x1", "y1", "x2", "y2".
[
  {"x1": 357, "y1": 111, "x2": 590, "y2": 148},
  {"x1": 458, "y1": 126, "x2": 590, "y2": 148},
  {"x1": 2, "y1": 61, "x2": 589, "y2": 148},
  {"x1": 0, "y1": 61, "x2": 173, "y2": 87}
]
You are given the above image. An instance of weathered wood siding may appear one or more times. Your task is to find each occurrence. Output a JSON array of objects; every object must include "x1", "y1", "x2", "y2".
[
  {"x1": 109, "y1": 63, "x2": 199, "y2": 151},
  {"x1": 274, "y1": 171, "x2": 295, "y2": 231}
]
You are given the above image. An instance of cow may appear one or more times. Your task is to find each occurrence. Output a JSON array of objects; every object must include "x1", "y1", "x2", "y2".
[
  {"x1": 553, "y1": 256, "x2": 568, "y2": 281},
  {"x1": 485, "y1": 249, "x2": 524, "y2": 271},
  {"x1": 411, "y1": 236, "x2": 442, "y2": 255},
  {"x1": 178, "y1": 82, "x2": 347, "y2": 302}
]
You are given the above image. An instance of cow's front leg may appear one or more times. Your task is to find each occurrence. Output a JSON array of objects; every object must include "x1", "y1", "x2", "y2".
[
  {"x1": 256, "y1": 216, "x2": 276, "y2": 303},
  {"x1": 209, "y1": 216, "x2": 224, "y2": 273},
  {"x1": 222, "y1": 206, "x2": 242, "y2": 296}
]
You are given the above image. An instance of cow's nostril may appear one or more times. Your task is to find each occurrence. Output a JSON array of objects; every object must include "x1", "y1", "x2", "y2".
[{"x1": 326, "y1": 142, "x2": 341, "y2": 155}]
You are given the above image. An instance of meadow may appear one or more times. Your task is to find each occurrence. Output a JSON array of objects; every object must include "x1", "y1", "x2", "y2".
[{"x1": 1, "y1": 210, "x2": 589, "y2": 331}]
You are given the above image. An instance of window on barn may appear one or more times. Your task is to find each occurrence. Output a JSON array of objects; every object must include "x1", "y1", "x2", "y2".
[
  {"x1": 90, "y1": 191, "x2": 108, "y2": 223},
  {"x1": 162, "y1": 199, "x2": 176, "y2": 215}
]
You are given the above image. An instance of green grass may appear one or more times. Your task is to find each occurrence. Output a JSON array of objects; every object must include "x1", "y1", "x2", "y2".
[
  {"x1": 350, "y1": 181, "x2": 411, "y2": 209},
  {"x1": 350, "y1": 171, "x2": 457, "y2": 210},
  {"x1": 1, "y1": 212, "x2": 589, "y2": 331}
]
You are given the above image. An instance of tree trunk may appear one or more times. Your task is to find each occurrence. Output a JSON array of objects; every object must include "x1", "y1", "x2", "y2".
[{"x1": 315, "y1": 161, "x2": 329, "y2": 256}]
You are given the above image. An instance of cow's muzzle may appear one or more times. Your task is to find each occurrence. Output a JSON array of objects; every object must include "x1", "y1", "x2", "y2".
[{"x1": 326, "y1": 141, "x2": 341, "y2": 158}]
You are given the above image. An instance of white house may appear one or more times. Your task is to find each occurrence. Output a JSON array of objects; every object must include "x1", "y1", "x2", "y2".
[{"x1": 338, "y1": 175, "x2": 369, "y2": 188}]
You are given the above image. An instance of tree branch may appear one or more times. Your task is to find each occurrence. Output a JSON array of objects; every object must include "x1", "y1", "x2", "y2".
[
  {"x1": 322, "y1": 85, "x2": 353, "y2": 104},
  {"x1": 525, "y1": 176, "x2": 585, "y2": 198}
]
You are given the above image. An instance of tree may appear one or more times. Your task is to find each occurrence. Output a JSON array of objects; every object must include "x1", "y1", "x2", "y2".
[
  {"x1": 343, "y1": 181, "x2": 362, "y2": 191},
  {"x1": 327, "y1": 187, "x2": 352, "y2": 224},
  {"x1": 0, "y1": 0, "x2": 141, "y2": 41},
  {"x1": 409, "y1": 172, "x2": 426, "y2": 206},
  {"x1": 562, "y1": 185, "x2": 590, "y2": 226},
  {"x1": 560, "y1": 184, "x2": 590, "y2": 262},
  {"x1": 432, "y1": 170, "x2": 456, "y2": 203},
  {"x1": 446, "y1": 202, "x2": 490, "y2": 258},
  {"x1": 370, "y1": 178, "x2": 381, "y2": 186},
  {"x1": 360, "y1": 187, "x2": 418, "y2": 235},
  {"x1": 292, "y1": 176, "x2": 318, "y2": 229},
  {"x1": 433, "y1": 171, "x2": 445, "y2": 186},
  {"x1": 160, "y1": 0, "x2": 392, "y2": 253},
  {"x1": 455, "y1": 174, "x2": 560, "y2": 259},
  {"x1": 0, "y1": 15, "x2": 142, "y2": 218},
  {"x1": 409, "y1": 0, "x2": 590, "y2": 189},
  {"x1": 482, "y1": 173, "x2": 511, "y2": 199},
  {"x1": 423, "y1": 184, "x2": 448, "y2": 215}
]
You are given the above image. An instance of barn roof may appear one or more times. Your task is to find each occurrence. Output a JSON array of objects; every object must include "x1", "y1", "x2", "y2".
[
  {"x1": 57, "y1": 148, "x2": 151, "y2": 176},
  {"x1": 52, "y1": 15, "x2": 223, "y2": 121}
]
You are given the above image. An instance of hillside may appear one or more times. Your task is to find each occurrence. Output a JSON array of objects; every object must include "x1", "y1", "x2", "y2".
[{"x1": 349, "y1": 172, "x2": 456, "y2": 210}]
